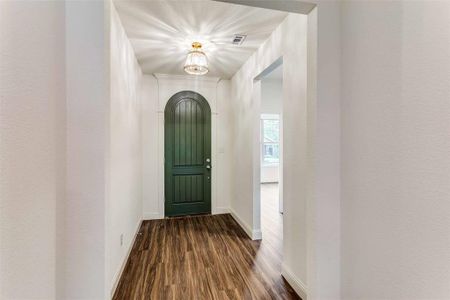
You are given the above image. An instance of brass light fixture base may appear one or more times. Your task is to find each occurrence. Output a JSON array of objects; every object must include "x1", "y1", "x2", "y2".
[{"x1": 192, "y1": 41, "x2": 202, "y2": 49}]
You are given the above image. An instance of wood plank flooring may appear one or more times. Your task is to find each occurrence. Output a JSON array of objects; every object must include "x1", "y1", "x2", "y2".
[
  {"x1": 113, "y1": 184, "x2": 300, "y2": 299},
  {"x1": 261, "y1": 183, "x2": 283, "y2": 261}
]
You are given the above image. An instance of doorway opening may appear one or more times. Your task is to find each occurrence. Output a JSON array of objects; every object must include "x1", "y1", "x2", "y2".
[{"x1": 258, "y1": 61, "x2": 284, "y2": 250}]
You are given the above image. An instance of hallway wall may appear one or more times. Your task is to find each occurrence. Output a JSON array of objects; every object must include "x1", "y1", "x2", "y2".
[
  {"x1": 0, "y1": 2, "x2": 66, "y2": 299},
  {"x1": 342, "y1": 1, "x2": 450, "y2": 299},
  {"x1": 230, "y1": 13, "x2": 309, "y2": 297},
  {"x1": 261, "y1": 79, "x2": 282, "y2": 114},
  {"x1": 2, "y1": 2, "x2": 118, "y2": 298},
  {"x1": 341, "y1": 1, "x2": 450, "y2": 299},
  {"x1": 141, "y1": 75, "x2": 233, "y2": 219},
  {"x1": 65, "y1": 1, "x2": 110, "y2": 298},
  {"x1": 222, "y1": 2, "x2": 342, "y2": 298},
  {"x1": 141, "y1": 75, "x2": 159, "y2": 218},
  {"x1": 108, "y1": 4, "x2": 143, "y2": 295}
]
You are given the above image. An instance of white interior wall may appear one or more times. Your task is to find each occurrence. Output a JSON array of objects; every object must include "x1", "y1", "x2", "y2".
[
  {"x1": 141, "y1": 75, "x2": 160, "y2": 218},
  {"x1": 341, "y1": 1, "x2": 450, "y2": 299},
  {"x1": 0, "y1": 2, "x2": 65, "y2": 299},
  {"x1": 141, "y1": 75, "x2": 233, "y2": 219},
  {"x1": 307, "y1": 2, "x2": 341, "y2": 299},
  {"x1": 261, "y1": 79, "x2": 282, "y2": 183},
  {"x1": 222, "y1": 1, "x2": 343, "y2": 299},
  {"x1": 108, "y1": 4, "x2": 143, "y2": 295},
  {"x1": 261, "y1": 79, "x2": 282, "y2": 114},
  {"x1": 65, "y1": 1, "x2": 110, "y2": 298},
  {"x1": 230, "y1": 13, "x2": 309, "y2": 297},
  {"x1": 216, "y1": 80, "x2": 234, "y2": 212}
]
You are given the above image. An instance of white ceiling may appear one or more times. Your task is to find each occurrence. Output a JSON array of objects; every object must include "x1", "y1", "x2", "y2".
[{"x1": 113, "y1": 0, "x2": 288, "y2": 79}]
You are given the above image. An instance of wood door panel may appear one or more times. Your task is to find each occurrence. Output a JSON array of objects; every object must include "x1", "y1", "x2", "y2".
[
  {"x1": 173, "y1": 174, "x2": 204, "y2": 204},
  {"x1": 174, "y1": 100, "x2": 204, "y2": 166},
  {"x1": 165, "y1": 91, "x2": 211, "y2": 216}
]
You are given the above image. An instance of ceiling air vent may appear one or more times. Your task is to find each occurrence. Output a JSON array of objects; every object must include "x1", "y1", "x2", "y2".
[{"x1": 232, "y1": 34, "x2": 247, "y2": 45}]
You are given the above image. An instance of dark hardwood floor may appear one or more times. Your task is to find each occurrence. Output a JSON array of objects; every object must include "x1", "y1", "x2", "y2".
[{"x1": 113, "y1": 184, "x2": 299, "y2": 299}]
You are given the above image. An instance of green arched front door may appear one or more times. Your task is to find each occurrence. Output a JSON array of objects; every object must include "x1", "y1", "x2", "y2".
[{"x1": 164, "y1": 91, "x2": 211, "y2": 217}]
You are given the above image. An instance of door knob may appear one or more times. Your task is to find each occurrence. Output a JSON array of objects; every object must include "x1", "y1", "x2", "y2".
[{"x1": 206, "y1": 165, "x2": 211, "y2": 169}]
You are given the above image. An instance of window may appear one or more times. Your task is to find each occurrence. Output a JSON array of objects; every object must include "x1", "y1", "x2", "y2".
[{"x1": 261, "y1": 114, "x2": 280, "y2": 165}]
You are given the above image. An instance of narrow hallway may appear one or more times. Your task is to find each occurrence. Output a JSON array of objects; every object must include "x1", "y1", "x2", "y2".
[{"x1": 3, "y1": 1, "x2": 450, "y2": 299}]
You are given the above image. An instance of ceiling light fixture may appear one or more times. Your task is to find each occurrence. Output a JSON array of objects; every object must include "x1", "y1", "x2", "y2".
[{"x1": 184, "y1": 42, "x2": 208, "y2": 76}]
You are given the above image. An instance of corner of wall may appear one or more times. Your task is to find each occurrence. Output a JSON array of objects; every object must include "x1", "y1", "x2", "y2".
[
  {"x1": 108, "y1": 1, "x2": 146, "y2": 295},
  {"x1": 109, "y1": 218, "x2": 142, "y2": 298},
  {"x1": 282, "y1": 264, "x2": 308, "y2": 300},
  {"x1": 229, "y1": 208, "x2": 261, "y2": 240}
]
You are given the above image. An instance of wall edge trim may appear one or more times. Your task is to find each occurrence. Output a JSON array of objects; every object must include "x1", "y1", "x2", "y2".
[
  {"x1": 143, "y1": 212, "x2": 164, "y2": 220},
  {"x1": 214, "y1": 207, "x2": 230, "y2": 214},
  {"x1": 281, "y1": 263, "x2": 308, "y2": 300},
  {"x1": 110, "y1": 218, "x2": 142, "y2": 297},
  {"x1": 229, "y1": 208, "x2": 261, "y2": 240}
]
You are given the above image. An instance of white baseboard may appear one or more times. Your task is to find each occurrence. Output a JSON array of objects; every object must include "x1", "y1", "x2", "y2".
[
  {"x1": 229, "y1": 208, "x2": 262, "y2": 240},
  {"x1": 281, "y1": 264, "x2": 308, "y2": 300},
  {"x1": 144, "y1": 209, "x2": 243, "y2": 219},
  {"x1": 145, "y1": 208, "x2": 230, "y2": 219},
  {"x1": 110, "y1": 218, "x2": 142, "y2": 298},
  {"x1": 143, "y1": 212, "x2": 164, "y2": 220},
  {"x1": 213, "y1": 207, "x2": 230, "y2": 214},
  {"x1": 252, "y1": 229, "x2": 262, "y2": 240}
]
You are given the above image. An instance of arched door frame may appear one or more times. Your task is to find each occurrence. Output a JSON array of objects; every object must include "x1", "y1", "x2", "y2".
[
  {"x1": 152, "y1": 75, "x2": 223, "y2": 220},
  {"x1": 163, "y1": 91, "x2": 212, "y2": 216}
]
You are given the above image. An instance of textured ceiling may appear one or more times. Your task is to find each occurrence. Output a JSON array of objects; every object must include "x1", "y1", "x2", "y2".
[{"x1": 113, "y1": 0, "x2": 288, "y2": 79}]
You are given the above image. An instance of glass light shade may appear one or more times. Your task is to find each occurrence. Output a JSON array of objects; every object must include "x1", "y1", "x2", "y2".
[{"x1": 184, "y1": 42, "x2": 209, "y2": 75}]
